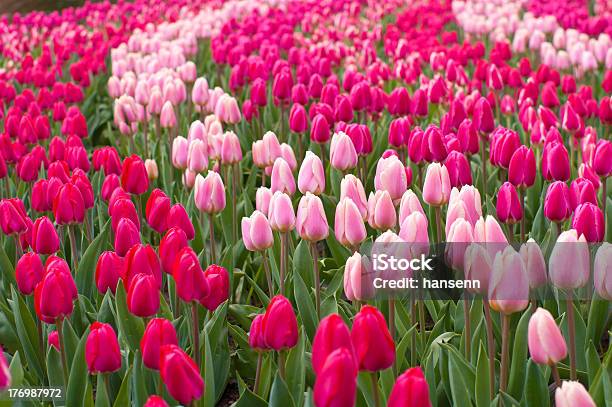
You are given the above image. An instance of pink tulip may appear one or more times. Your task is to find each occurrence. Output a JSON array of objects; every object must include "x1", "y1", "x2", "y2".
[
  {"x1": 160, "y1": 101, "x2": 176, "y2": 128},
  {"x1": 489, "y1": 246, "x2": 529, "y2": 314},
  {"x1": 215, "y1": 94, "x2": 241, "y2": 124},
  {"x1": 528, "y1": 308, "x2": 567, "y2": 366},
  {"x1": 241, "y1": 211, "x2": 274, "y2": 252},
  {"x1": 549, "y1": 230, "x2": 590, "y2": 289},
  {"x1": 192, "y1": 78, "x2": 209, "y2": 106},
  {"x1": 367, "y1": 190, "x2": 396, "y2": 231},
  {"x1": 255, "y1": 187, "x2": 273, "y2": 216},
  {"x1": 298, "y1": 151, "x2": 325, "y2": 195},
  {"x1": 519, "y1": 239, "x2": 548, "y2": 289},
  {"x1": 399, "y1": 211, "x2": 430, "y2": 258},
  {"x1": 194, "y1": 171, "x2": 226, "y2": 214},
  {"x1": 296, "y1": 193, "x2": 329, "y2": 242},
  {"x1": 374, "y1": 155, "x2": 408, "y2": 202},
  {"x1": 330, "y1": 132, "x2": 358, "y2": 171},
  {"x1": 449, "y1": 185, "x2": 482, "y2": 225},
  {"x1": 555, "y1": 381, "x2": 596, "y2": 407},
  {"x1": 446, "y1": 218, "x2": 474, "y2": 270},
  {"x1": 423, "y1": 163, "x2": 451, "y2": 206},
  {"x1": 594, "y1": 243, "x2": 612, "y2": 300},
  {"x1": 398, "y1": 189, "x2": 425, "y2": 226},
  {"x1": 268, "y1": 192, "x2": 296, "y2": 233},
  {"x1": 340, "y1": 175, "x2": 367, "y2": 220},
  {"x1": 172, "y1": 136, "x2": 189, "y2": 170},
  {"x1": 463, "y1": 243, "x2": 492, "y2": 294},
  {"x1": 270, "y1": 158, "x2": 296, "y2": 195},
  {"x1": 335, "y1": 198, "x2": 367, "y2": 248},
  {"x1": 187, "y1": 139, "x2": 209, "y2": 173},
  {"x1": 221, "y1": 131, "x2": 242, "y2": 164},
  {"x1": 344, "y1": 252, "x2": 375, "y2": 301}
]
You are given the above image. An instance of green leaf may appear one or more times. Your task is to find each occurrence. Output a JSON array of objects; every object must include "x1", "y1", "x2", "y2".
[
  {"x1": 234, "y1": 387, "x2": 268, "y2": 407},
  {"x1": 285, "y1": 327, "x2": 306, "y2": 405},
  {"x1": 507, "y1": 310, "x2": 530, "y2": 399},
  {"x1": 203, "y1": 330, "x2": 216, "y2": 407},
  {"x1": 293, "y1": 268, "x2": 318, "y2": 342},
  {"x1": 293, "y1": 240, "x2": 314, "y2": 288},
  {"x1": 586, "y1": 297, "x2": 609, "y2": 348},
  {"x1": 448, "y1": 352, "x2": 473, "y2": 406},
  {"x1": 475, "y1": 343, "x2": 491, "y2": 407},
  {"x1": 524, "y1": 360, "x2": 549, "y2": 407},
  {"x1": 66, "y1": 330, "x2": 91, "y2": 407},
  {"x1": 132, "y1": 352, "x2": 149, "y2": 407},
  {"x1": 114, "y1": 280, "x2": 145, "y2": 351},
  {"x1": 10, "y1": 286, "x2": 44, "y2": 381},
  {"x1": 8, "y1": 351, "x2": 24, "y2": 387},
  {"x1": 269, "y1": 373, "x2": 296, "y2": 407},
  {"x1": 76, "y1": 219, "x2": 110, "y2": 298},
  {"x1": 112, "y1": 367, "x2": 133, "y2": 407},
  {"x1": 95, "y1": 374, "x2": 111, "y2": 407}
]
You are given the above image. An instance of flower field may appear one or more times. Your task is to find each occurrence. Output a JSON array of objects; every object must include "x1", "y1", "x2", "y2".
[{"x1": 0, "y1": 0, "x2": 610, "y2": 406}]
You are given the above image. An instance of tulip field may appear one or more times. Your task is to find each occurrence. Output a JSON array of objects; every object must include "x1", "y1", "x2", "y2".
[{"x1": 0, "y1": 0, "x2": 611, "y2": 405}]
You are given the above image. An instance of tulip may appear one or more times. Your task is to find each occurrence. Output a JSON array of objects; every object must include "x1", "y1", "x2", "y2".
[
  {"x1": 330, "y1": 132, "x2": 358, "y2": 172},
  {"x1": 374, "y1": 155, "x2": 408, "y2": 202},
  {"x1": 544, "y1": 181, "x2": 572, "y2": 223},
  {"x1": 144, "y1": 396, "x2": 169, "y2": 407},
  {"x1": 268, "y1": 192, "x2": 296, "y2": 233},
  {"x1": 255, "y1": 187, "x2": 273, "y2": 216},
  {"x1": 85, "y1": 322, "x2": 121, "y2": 374},
  {"x1": 310, "y1": 114, "x2": 331, "y2": 144},
  {"x1": 167, "y1": 204, "x2": 195, "y2": 240},
  {"x1": 351, "y1": 305, "x2": 395, "y2": 371},
  {"x1": 159, "y1": 227, "x2": 188, "y2": 274},
  {"x1": 398, "y1": 189, "x2": 425, "y2": 225},
  {"x1": 572, "y1": 202, "x2": 604, "y2": 242},
  {"x1": 30, "y1": 216, "x2": 59, "y2": 255},
  {"x1": 145, "y1": 189, "x2": 171, "y2": 233},
  {"x1": 549, "y1": 229, "x2": 590, "y2": 291},
  {"x1": 594, "y1": 243, "x2": 612, "y2": 300},
  {"x1": 422, "y1": 162, "x2": 451, "y2": 206},
  {"x1": 173, "y1": 247, "x2": 209, "y2": 302},
  {"x1": 313, "y1": 348, "x2": 358, "y2": 407},
  {"x1": 95, "y1": 251, "x2": 123, "y2": 295},
  {"x1": 200, "y1": 264, "x2": 229, "y2": 311},
  {"x1": 16, "y1": 252, "x2": 43, "y2": 295},
  {"x1": 262, "y1": 295, "x2": 298, "y2": 352},
  {"x1": 123, "y1": 244, "x2": 161, "y2": 289},
  {"x1": 463, "y1": 243, "x2": 492, "y2": 295},
  {"x1": 53, "y1": 183, "x2": 85, "y2": 225},
  {"x1": 270, "y1": 158, "x2": 296, "y2": 195},
  {"x1": 141, "y1": 318, "x2": 178, "y2": 370},
  {"x1": 592, "y1": 140, "x2": 612, "y2": 177},
  {"x1": 241, "y1": 211, "x2": 274, "y2": 252},
  {"x1": 121, "y1": 155, "x2": 149, "y2": 195},
  {"x1": 445, "y1": 150, "x2": 472, "y2": 188},
  {"x1": 289, "y1": 103, "x2": 308, "y2": 133},
  {"x1": 172, "y1": 137, "x2": 189, "y2": 170},
  {"x1": 519, "y1": 239, "x2": 547, "y2": 289},
  {"x1": 0, "y1": 346, "x2": 11, "y2": 391},
  {"x1": 159, "y1": 345, "x2": 204, "y2": 405},
  {"x1": 127, "y1": 274, "x2": 160, "y2": 318},
  {"x1": 528, "y1": 308, "x2": 567, "y2": 367},
  {"x1": 48, "y1": 331, "x2": 59, "y2": 350},
  {"x1": 298, "y1": 151, "x2": 325, "y2": 195},
  {"x1": 446, "y1": 218, "x2": 474, "y2": 270},
  {"x1": 312, "y1": 314, "x2": 355, "y2": 375},
  {"x1": 296, "y1": 193, "x2": 329, "y2": 242},
  {"x1": 555, "y1": 381, "x2": 596, "y2": 407},
  {"x1": 344, "y1": 253, "x2": 375, "y2": 302},
  {"x1": 34, "y1": 265, "x2": 77, "y2": 324},
  {"x1": 489, "y1": 246, "x2": 529, "y2": 315},
  {"x1": 542, "y1": 142, "x2": 570, "y2": 182},
  {"x1": 388, "y1": 367, "x2": 432, "y2": 407},
  {"x1": 367, "y1": 190, "x2": 396, "y2": 231},
  {"x1": 496, "y1": 182, "x2": 523, "y2": 224},
  {"x1": 160, "y1": 101, "x2": 176, "y2": 128},
  {"x1": 187, "y1": 139, "x2": 208, "y2": 174},
  {"x1": 335, "y1": 197, "x2": 366, "y2": 249},
  {"x1": 508, "y1": 146, "x2": 536, "y2": 188},
  {"x1": 340, "y1": 175, "x2": 367, "y2": 220},
  {"x1": 101, "y1": 174, "x2": 120, "y2": 202},
  {"x1": 110, "y1": 197, "x2": 139, "y2": 232},
  {"x1": 194, "y1": 171, "x2": 226, "y2": 214},
  {"x1": 473, "y1": 97, "x2": 495, "y2": 133},
  {"x1": 569, "y1": 178, "x2": 598, "y2": 211}
]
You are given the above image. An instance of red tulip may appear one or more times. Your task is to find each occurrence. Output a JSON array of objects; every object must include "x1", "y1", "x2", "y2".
[
  {"x1": 159, "y1": 344, "x2": 204, "y2": 405},
  {"x1": 473, "y1": 97, "x2": 495, "y2": 133},
  {"x1": 95, "y1": 251, "x2": 124, "y2": 295},
  {"x1": 121, "y1": 155, "x2": 149, "y2": 195},
  {"x1": 159, "y1": 227, "x2": 189, "y2": 274},
  {"x1": 312, "y1": 314, "x2": 355, "y2": 376},
  {"x1": 569, "y1": 178, "x2": 598, "y2": 210},
  {"x1": 127, "y1": 274, "x2": 160, "y2": 318},
  {"x1": 141, "y1": 318, "x2": 178, "y2": 370},
  {"x1": 123, "y1": 244, "x2": 161, "y2": 289},
  {"x1": 249, "y1": 314, "x2": 268, "y2": 350},
  {"x1": 508, "y1": 146, "x2": 536, "y2": 188},
  {"x1": 101, "y1": 174, "x2": 120, "y2": 202},
  {"x1": 34, "y1": 264, "x2": 77, "y2": 324},
  {"x1": 85, "y1": 322, "x2": 121, "y2": 374},
  {"x1": 199, "y1": 264, "x2": 229, "y2": 311},
  {"x1": 31, "y1": 216, "x2": 59, "y2": 255},
  {"x1": 262, "y1": 295, "x2": 299, "y2": 350},
  {"x1": 0, "y1": 198, "x2": 29, "y2": 236},
  {"x1": 592, "y1": 140, "x2": 612, "y2": 178},
  {"x1": 313, "y1": 348, "x2": 358, "y2": 407},
  {"x1": 53, "y1": 183, "x2": 85, "y2": 225},
  {"x1": 496, "y1": 182, "x2": 523, "y2": 224},
  {"x1": 144, "y1": 396, "x2": 169, "y2": 407},
  {"x1": 572, "y1": 202, "x2": 604, "y2": 243},
  {"x1": 146, "y1": 189, "x2": 171, "y2": 233},
  {"x1": 388, "y1": 367, "x2": 432, "y2": 407},
  {"x1": 544, "y1": 181, "x2": 572, "y2": 223},
  {"x1": 173, "y1": 247, "x2": 209, "y2": 302},
  {"x1": 167, "y1": 204, "x2": 195, "y2": 240},
  {"x1": 351, "y1": 305, "x2": 395, "y2": 371},
  {"x1": 114, "y1": 218, "x2": 141, "y2": 257},
  {"x1": 111, "y1": 197, "x2": 140, "y2": 232},
  {"x1": 16, "y1": 252, "x2": 43, "y2": 295},
  {"x1": 542, "y1": 141, "x2": 570, "y2": 182}
]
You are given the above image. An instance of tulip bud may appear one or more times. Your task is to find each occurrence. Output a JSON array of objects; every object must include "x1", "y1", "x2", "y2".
[
  {"x1": 508, "y1": 146, "x2": 536, "y2": 188},
  {"x1": 144, "y1": 396, "x2": 169, "y2": 407},
  {"x1": 388, "y1": 367, "x2": 433, "y2": 407},
  {"x1": 194, "y1": 171, "x2": 226, "y2": 214},
  {"x1": 542, "y1": 141, "x2": 570, "y2": 182},
  {"x1": 160, "y1": 101, "x2": 176, "y2": 128},
  {"x1": 53, "y1": 183, "x2": 85, "y2": 225},
  {"x1": 248, "y1": 314, "x2": 268, "y2": 351},
  {"x1": 312, "y1": 314, "x2": 356, "y2": 376},
  {"x1": 141, "y1": 318, "x2": 178, "y2": 370},
  {"x1": 313, "y1": 347, "x2": 357, "y2": 407},
  {"x1": 16, "y1": 252, "x2": 44, "y2": 295},
  {"x1": 473, "y1": 97, "x2": 495, "y2": 133},
  {"x1": 572, "y1": 202, "x2": 604, "y2": 242},
  {"x1": 127, "y1": 274, "x2": 160, "y2": 318},
  {"x1": 374, "y1": 155, "x2": 408, "y2": 202},
  {"x1": 544, "y1": 181, "x2": 572, "y2": 223},
  {"x1": 34, "y1": 265, "x2": 77, "y2": 323},
  {"x1": 31, "y1": 216, "x2": 59, "y2": 255},
  {"x1": 0, "y1": 347, "x2": 11, "y2": 391},
  {"x1": 489, "y1": 246, "x2": 529, "y2": 314},
  {"x1": 123, "y1": 244, "x2": 162, "y2": 289},
  {"x1": 95, "y1": 251, "x2": 123, "y2": 294},
  {"x1": 351, "y1": 305, "x2": 395, "y2": 371},
  {"x1": 528, "y1": 308, "x2": 567, "y2": 366},
  {"x1": 330, "y1": 132, "x2": 358, "y2": 172},
  {"x1": 444, "y1": 150, "x2": 472, "y2": 187},
  {"x1": 519, "y1": 239, "x2": 547, "y2": 289},
  {"x1": 173, "y1": 247, "x2": 209, "y2": 302},
  {"x1": 335, "y1": 198, "x2": 367, "y2": 248},
  {"x1": 340, "y1": 175, "x2": 367, "y2": 220},
  {"x1": 121, "y1": 155, "x2": 149, "y2": 195},
  {"x1": 172, "y1": 137, "x2": 189, "y2": 170},
  {"x1": 242, "y1": 211, "x2": 274, "y2": 251},
  {"x1": 592, "y1": 140, "x2": 612, "y2": 177},
  {"x1": 268, "y1": 192, "x2": 296, "y2": 233},
  {"x1": 423, "y1": 163, "x2": 451, "y2": 206},
  {"x1": 270, "y1": 158, "x2": 296, "y2": 195},
  {"x1": 289, "y1": 103, "x2": 308, "y2": 133},
  {"x1": 145, "y1": 189, "x2": 171, "y2": 234},
  {"x1": 262, "y1": 295, "x2": 299, "y2": 350},
  {"x1": 85, "y1": 322, "x2": 121, "y2": 374},
  {"x1": 167, "y1": 204, "x2": 195, "y2": 241},
  {"x1": 159, "y1": 345, "x2": 204, "y2": 405},
  {"x1": 221, "y1": 131, "x2": 242, "y2": 164},
  {"x1": 555, "y1": 381, "x2": 596, "y2": 407},
  {"x1": 496, "y1": 182, "x2": 523, "y2": 224},
  {"x1": 255, "y1": 187, "x2": 273, "y2": 216},
  {"x1": 199, "y1": 264, "x2": 229, "y2": 311},
  {"x1": 367, "y1": 190, "x2": 396, "y2": 231},
  {"x1": 297, "y1": 151, "x2": 325, "y2": 195},
  {"x1": 101, "y1": 174, "x2": 120, "y2": 202},
  {"x1": 463, "y1": 243, "x2": 492, "y2": 294},
  {"x1": 594, "y1": 243, "x2": 612, "y2": 300},
  {"x1": 145, "y1": 159, "x2": 158, "y2": 180},
  {"x1": 569, "y1": 178, "x2": 597, "y2": 211},
  {"x1": 110, "y1": 197, "x2": 139, "y2": 232},
  {"x1": 344, "y1": 252, "x2": 374, "y2": 302},
  {"x1": 296, "y1": 193, "x2": 329, "y2": 241},
  {"x1": 310, "y1": 114, "x2": 331, "y2": 143}
]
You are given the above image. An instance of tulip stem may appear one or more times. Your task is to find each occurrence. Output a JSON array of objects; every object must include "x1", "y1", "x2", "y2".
[
  {"x1": 262, "y1": 250, "x2": 274, "y2": 295},
  {"x1": 310, "y1": 242, "x2": 321, "y2": 320},
  {"x1": 278, "y1": 351, "x2": 286, "y2": 381},
  {"x1": 280, "y1": 232, "x2": 288, "y2": 296},
  {"x1": 68, "y1": 225, "x2": 78, "y2": 271},
  {"x1": 566, "y1": 291, "x2": 577, "y2": 380},
  {"x1": 551, "y1": 363, "x2": 561, "y2": 388},
  {"x1": 209, "y1": 214, "x2": 217, "y2": 264},
  {"x1": 104, "y1": 373, "x2": 112, "y2": 403},
  {"x1": 143, "y1": 120, "x2": 150, "y2": 159},
  {"x1": 500, "y1": 314, "x2": 510, "y2": 394},
  {"x1": 230, "y1": 165, "x2": 238, "y2": 248},
  {"x1": 370, "y1": 372, "x2": 381, "y2": 407},
  {"x1": 411, "y1": 300, "x2": 417, "y2": 366},
  {"x1": 13, "y1": 235, "x2": 23, "y2": 262},
  {"x1": 254, "y1": 352, "x2": 263, "y2": 395},
  {"x1": 483, "y1": 300, "x2": 495, "y2": 399},
  {"x1": 191, "y1": 302, "x2": 200, "y2": 368},
  {"x1": 519, "y1": 188, "x2": 526, "y2": 242},
  {"x1": 56, "y1": 318, "x2": 69, "y2": 388},
  {"x1": 463, "y1": 296, "x2": 471, "y2": 361},
  {"x1": 480, "y1": 135, "x2": 488, "y2": 198},
  {"x1": 603, "y1": 177, "x2": 608, "y2": 240},
  {"x1": 418, "y1": 299, "x2": 427, "y2": 356},
  {"x1": 389, "y1": 298, "x2": 396, "y2": 345},
  {"x1": 434, "y1": 206, "x2": 443, "y2": 245}
]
